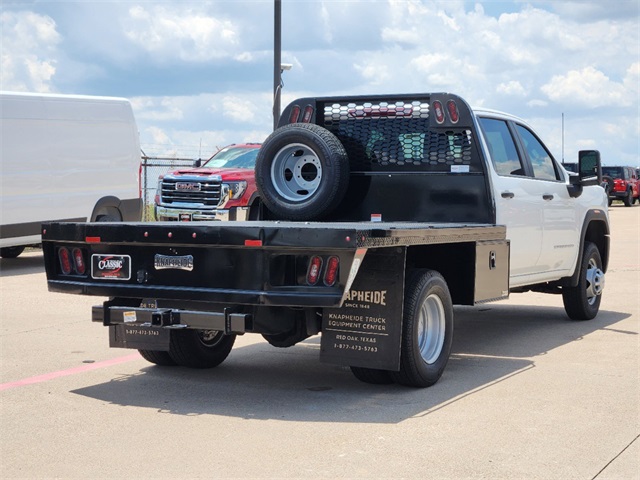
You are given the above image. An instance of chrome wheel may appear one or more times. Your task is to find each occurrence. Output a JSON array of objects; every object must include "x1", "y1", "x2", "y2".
[
  {"x1": 585, "y1": 259, "x2": 605, "y2": 306},
  {"x1": 270, "y1": 143, "x2": 322, "y2": 202},
  {"x1": 392, "y1": 269, "x2": 453, "y2": 387},
  {"x1": 417, "y1": 293, "x2": 446, "y2": 365}
]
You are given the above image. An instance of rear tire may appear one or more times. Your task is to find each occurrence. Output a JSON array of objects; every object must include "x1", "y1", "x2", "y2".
[
  {"x1": 0, "y1": 246, "x2": 26, "y2": 258},
  {"x1": 562, "y1": 242, "x2": 604, "y2": 320},
  {"x1": 391, "y1": 269, "x2": 454, "y2": 388},
  {"x1": 169, "y1": 330, "x2": 235, "y2": 368},
  {"x1": 350, "y1": 366, "x2": 394, "y2": 385},
  {"x1": 138, "y1": 349, "x2": 177, "y2": 366},
  {"x1": 623, "y1": 190, "x2": 633, "y2": 207},
  {"x1": 97, "y1": 214, "x2": 121, "y2": 222}
]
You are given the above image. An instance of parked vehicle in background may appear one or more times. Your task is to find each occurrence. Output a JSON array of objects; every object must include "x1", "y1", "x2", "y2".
[
  {"x1": 0, "y1": 92, "x2": 142, "y2": 258},
  {"x1": 601, "y1": 166, "x2": 639, "y2": 206},
  {"x1": 154, "y1": 144, "x2": 261, "y2": 221}
]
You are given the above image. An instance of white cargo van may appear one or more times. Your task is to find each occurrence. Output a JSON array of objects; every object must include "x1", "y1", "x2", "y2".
[{"x1": 0, "y1": 92, "x2": 142, "y2": 258}]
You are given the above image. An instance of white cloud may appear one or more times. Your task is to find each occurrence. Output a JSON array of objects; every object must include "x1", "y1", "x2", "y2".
[
  {"x1": 131, "y1": 97, "x2": 184, "y2": 122},
  {"x1": 0, "y1": 11, "x2": 60, "y2": 92},
  {"x1": 221, "y1": 96, "x2": 258, "y2": 123},
  {"x1": 497, "y1": 81, "x2": 527, "y2": 96},
  {"x1": 123, "y1": 5, "x2": 240, "y2": 63},
  {"x1": 541, "y1": 66, "x2": 630, "y2": 107}
]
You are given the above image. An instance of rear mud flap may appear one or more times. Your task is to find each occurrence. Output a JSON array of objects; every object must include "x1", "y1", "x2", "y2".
[
  {"x1": 109, "y1": 324, "x2": 171, "y2": 351},
  {"x1": 320, "y1": 247, "x2": 405, "y2": 371}
]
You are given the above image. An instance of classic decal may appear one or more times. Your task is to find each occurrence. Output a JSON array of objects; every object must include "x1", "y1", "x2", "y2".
[{"x1": 91, "y1": 255, "x2": 131, "y2": 280}]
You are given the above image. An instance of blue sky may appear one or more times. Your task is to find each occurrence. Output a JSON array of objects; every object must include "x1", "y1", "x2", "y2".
[{"x1": 1, "y1": 0, "x2": 638, "y2": 166}]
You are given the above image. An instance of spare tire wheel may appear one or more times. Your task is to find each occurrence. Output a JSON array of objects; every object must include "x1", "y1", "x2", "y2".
[{"x1": 255, "y1": 123, "x2": 349, "y2": 220}]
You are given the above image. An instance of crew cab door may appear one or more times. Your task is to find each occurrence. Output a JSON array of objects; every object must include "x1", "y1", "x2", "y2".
[
  {"x1": 478, "y1": 117, "x2": 543, "y2": 281},
  {"x1": 479, "y1": 116, "x2": 578, "y2": 287},
  {"x1": 512, "y1": 124, "x2": 578, "y2": 276}
]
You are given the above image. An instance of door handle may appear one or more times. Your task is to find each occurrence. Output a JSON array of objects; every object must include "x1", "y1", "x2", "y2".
[
  {"x1": 501, "y1": 191, "x2": 515, "y2": 199},
  {"x1": 543, "y1": 194, "x2": 554, "y2": 201}
]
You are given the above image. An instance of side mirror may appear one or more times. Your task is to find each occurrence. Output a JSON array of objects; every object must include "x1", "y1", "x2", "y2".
[
  {"x1": 193, "y1": 159, "x2": 202, "y2": 168},
  {"x1": 578, "y1": 150, "x2": 602, "y2": 186}
]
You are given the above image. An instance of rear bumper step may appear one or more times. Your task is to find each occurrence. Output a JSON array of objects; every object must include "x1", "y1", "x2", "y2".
[{"x1": 92, "y1": 303, "x2": 249, "y2": 334}]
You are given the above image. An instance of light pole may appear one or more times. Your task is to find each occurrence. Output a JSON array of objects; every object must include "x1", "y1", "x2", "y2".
[{"x1": 273, "y1": 0, "x2": 282, "y2": 130}]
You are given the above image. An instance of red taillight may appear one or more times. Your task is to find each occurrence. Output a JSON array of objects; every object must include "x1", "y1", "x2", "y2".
[
  {"x1": 72, "y1": 248, "x2": 86, "y2": 275},
  {"x1": 446, "y1": 100, "x2": 459, "y2": 123},
  {"x1": 613, "y1": 179, "x2": 625, "y2": 192},
  {"x1": 307, "y1": 256, "x2": 323, "y2": 285},
  {"x1": 432, "y1": 100, "x2": 445, "y2": 124},
  {"x1": 58, "y1": 247, "x2": 72, "y2": 275},
  {"x1": 302, "y1": 105, "x2": 314, "y2": 123},
  {"x1": 289, "y1": 105, "x2": 301, "y2": 123},
  {"x1": 324, "y1": 256, "x2": 339, "y2": 286}
]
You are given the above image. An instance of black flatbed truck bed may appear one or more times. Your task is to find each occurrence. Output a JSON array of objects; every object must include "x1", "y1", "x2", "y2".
[{"x1": 43, "y1": 220, "x2": 508, "y2": 306}]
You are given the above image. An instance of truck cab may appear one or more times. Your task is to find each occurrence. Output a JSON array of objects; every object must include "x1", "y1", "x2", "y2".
[{"x1": 475, "y1": 109, "x2": 608, "y2": 287}]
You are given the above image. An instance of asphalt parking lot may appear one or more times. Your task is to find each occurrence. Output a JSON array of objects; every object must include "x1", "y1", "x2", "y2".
[{"x1": 1, "y1": 204, "x2": 638, "y2": 480}]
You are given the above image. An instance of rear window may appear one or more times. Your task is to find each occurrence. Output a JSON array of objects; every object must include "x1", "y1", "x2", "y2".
[{"x1": 602, "y1": 167, "x2": 624, "y2": 179}]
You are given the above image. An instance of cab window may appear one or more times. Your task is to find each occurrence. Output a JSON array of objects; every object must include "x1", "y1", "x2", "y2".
[{"x1": 515, "y1": 124, "x2": 560, "y2": 181}]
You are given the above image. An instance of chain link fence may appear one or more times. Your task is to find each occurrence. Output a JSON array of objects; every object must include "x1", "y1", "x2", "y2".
[{"x1": 140, "y1": 156, "x2": 195, "y2": 221}]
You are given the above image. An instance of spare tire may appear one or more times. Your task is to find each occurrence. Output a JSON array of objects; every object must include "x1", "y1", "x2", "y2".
[
  {"x1": 602, "y1": 176, "x2": 614, "y2": 196},
  {"x1": 256, "y1": 123, "x2": 349, "y2": 220}
]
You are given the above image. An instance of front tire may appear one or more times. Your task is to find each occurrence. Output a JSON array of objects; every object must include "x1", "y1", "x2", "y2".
[
  {"x1": 168, "y1": 330, "x2": 235, "y2": 368},
  {"x1": 391, "y1": 270, "x2": 454, "y2": 388},
  {"x1": 562, "y1": 242, "x2": 604, "y2": 320}
]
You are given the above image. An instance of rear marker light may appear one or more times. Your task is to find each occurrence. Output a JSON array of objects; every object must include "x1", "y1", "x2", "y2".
[
  {"x1": 307, "y1": 256, "x2": 323, "y2": 285},
  {"x1": 432, "y1": 100, "x2": 445, "y2": 124},
  {"x1": 245, "y1": 240, "x2": 262, "y2": 247},
  {"x1": 72, "y1": 248, "x2": 86, "y2": 275},
  {"x1": 302, "y1": 105, "x2": 314, "y2": 123},
  {"x1": 86, "y1": 236, "x2": 101, "y2": 243},
  {"x1": 324, "y1": 256, "x2": 340, "y2": 286},
  {"x1": 289, "y1": 105, "x2": 301, "y2": 123},
  {"x1": 446, "y1": 99, "x2": 459, "y2": 123},
  {"x1": 58, "y1": 248, "x2": 72, "y2": 275}
]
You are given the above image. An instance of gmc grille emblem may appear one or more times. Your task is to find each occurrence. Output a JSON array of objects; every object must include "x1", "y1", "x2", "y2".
[{"x1": 176, "y1": 182, "x2": 201, "y2": 192}]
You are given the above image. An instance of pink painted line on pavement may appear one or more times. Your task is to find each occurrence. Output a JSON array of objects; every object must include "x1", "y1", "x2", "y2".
[{"x1": 0, "y1": 353, "x2": 141, "y2": 392}]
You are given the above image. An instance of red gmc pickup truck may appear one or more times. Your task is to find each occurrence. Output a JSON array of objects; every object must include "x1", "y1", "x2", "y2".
[{"x1": 154, "y1": 143, "x2": 262, "y2": 221}]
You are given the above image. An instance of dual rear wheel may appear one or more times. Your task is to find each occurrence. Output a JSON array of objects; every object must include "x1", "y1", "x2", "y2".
[{"x1": 139, "y1": 329, "x2": 235, "y2": 368}]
